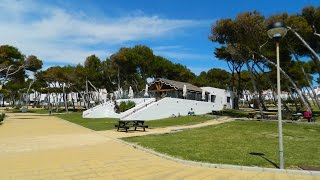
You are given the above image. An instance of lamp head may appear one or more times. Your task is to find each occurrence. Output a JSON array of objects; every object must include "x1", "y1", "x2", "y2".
[{"x1": 267, "y1": 22, "x2": 288, "y2": 40}]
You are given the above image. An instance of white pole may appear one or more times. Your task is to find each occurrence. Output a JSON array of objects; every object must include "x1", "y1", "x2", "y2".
[{"x1": 276, "y1": 42, "x2": 284, "y2": 169}]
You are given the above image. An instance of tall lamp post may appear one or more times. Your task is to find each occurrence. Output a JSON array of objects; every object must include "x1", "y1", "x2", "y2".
[{"x1": 267, "y1": 22, "x2": 288, "y2": 169}]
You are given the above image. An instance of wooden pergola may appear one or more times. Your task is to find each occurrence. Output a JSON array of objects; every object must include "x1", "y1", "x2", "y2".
[{"x1": 147, "y1": 78, "x2": 208, "y2": 101}]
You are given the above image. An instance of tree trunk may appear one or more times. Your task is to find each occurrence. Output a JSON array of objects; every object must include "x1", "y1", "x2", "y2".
[
  {"x1": 72, "y1": 97, "x2": 75, "y2": 111},
  {"x1": 288, "y1": 90, "x2": 299, "y2": 111},
  {"x1": 26, "y1": 80, "x2": 35, "y2": 110},
  {"x1": 258, "y1": 90, "x2": 267, "y2": 111},
  {"x1": 63, "y1": 84, "x2": 68, "y2": 112},
  {"x1": 227, "y1": 61, "x2": 239, "y2": 110},
  {"x1": 259, "y1": 54, "x2": 312, "y2": 112},
  {"x1": 290, "y1": 50, "x2": 320, "y2": 108},
  {"x1": 288, "y1": 27, "x2": 320, "y2": 74},
  {"x1": 304, "y1": 87, "x2": 316, "y2": 106},
  {"x1": 75, "y1": 89, "x2": 88, "y2": 109},
  {"x1": 245, "y1": 61, "x2": 264, "y2": 116},
  {"x1": 255, "y1": 63, "x2": 277, "y2": 106}
]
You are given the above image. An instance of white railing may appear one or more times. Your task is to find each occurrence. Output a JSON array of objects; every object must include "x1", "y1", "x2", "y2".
[{"x1": 120, "y1": 98, "x2": 156, "y2": 120}]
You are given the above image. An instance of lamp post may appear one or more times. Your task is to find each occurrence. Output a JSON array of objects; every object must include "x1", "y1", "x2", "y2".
[{"x1": 267, "y1": 22, "x2": 288, "y2": 169}]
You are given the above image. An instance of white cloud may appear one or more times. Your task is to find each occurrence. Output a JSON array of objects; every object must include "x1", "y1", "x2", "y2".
[
  {"x1": 154, "y1": 50, "x2": 213, "y2": 61},
  {"x1": 0, "y1": 1, "x2": 208, "y2": 64}
]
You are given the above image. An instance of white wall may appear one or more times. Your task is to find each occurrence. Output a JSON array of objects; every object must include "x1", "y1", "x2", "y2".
[
  {"x1": 82, "y1": 87, "x2": 232, "y2": 120},
  {"x1": 201, "y1": 87, "x2": 232, "y2": 109},
  {"x1": 82, "y1": 101, "x2": 120, "y2": 118},
  {"x1": 123, "y1": 97, "x2": 221, "y2": 121},
  {"x1": 82, "y1": 98, "x2": 155, "y2": 118}
]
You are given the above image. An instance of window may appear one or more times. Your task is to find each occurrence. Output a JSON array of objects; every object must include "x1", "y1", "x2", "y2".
[
  {"x1": 227, "y1": 97, "x2": 230, "y2": 103},
  {"x1": 211, "y1": 95, "x2": 216, "y2": 102}
]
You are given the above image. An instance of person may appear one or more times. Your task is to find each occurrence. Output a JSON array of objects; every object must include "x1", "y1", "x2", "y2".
[
  {"x1": 188, "y1": 108, "x2": 195, "y2": 116},
  {"x1": 303, "y1": 110, "x2": 312, "y2": 122}
]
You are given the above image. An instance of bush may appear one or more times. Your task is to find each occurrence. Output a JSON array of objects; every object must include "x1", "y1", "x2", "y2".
[
  {"x1": 221, "y1": 109, "x2": 248, "y2": 118},
  {"x1": 118, "y1": 100, "x2": 136, "y2": 112},
  {"x1": 0, "y1": 113, "x2": 5, "y2": 123},
  {"x1": 14, "y1": 105, "x2": 22, "y2": 109}
]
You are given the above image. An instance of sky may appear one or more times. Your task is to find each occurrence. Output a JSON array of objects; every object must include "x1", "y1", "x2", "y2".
[{"x1": 1, "y1": 0, "x2": 320, "y2": 75}]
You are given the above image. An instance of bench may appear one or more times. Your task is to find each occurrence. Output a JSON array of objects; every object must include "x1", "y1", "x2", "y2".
[
  {"x1": 115, "y1": 120, "x2": 148, "y2": 132},
  {"x1": 291, "y1": 113, "x2": 302, "y2": 121}
]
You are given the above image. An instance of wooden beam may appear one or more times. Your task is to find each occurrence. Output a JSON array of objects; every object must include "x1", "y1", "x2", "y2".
[{"x1": 149, "y1": 89, "x2": 175, "y2": 92}]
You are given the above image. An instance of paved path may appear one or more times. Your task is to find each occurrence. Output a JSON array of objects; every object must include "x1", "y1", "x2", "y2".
[
  {"x1": 98, "y1": 116, "x2": 232, "y2": 138},
  {"x1": 0, "y1": 113, "x2": 318, "y2": 179}
]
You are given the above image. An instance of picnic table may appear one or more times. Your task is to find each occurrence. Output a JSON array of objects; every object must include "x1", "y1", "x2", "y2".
[{"x1": 115, "y1": 120, "x2": 148, "y2": 132}]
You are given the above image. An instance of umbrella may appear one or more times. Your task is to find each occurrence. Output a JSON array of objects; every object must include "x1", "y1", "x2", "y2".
[
  {"x1": 128, "y1": 86, "x2": 134, "y2": 98},
  {"x1": 201, "y1": 89, "x2": 205, "y2": 100},
  {"x1": 144, "y1": 84, "x2": 149, "y2": 97},
  {"x1": 100, "y1": 89, "x2": 107, "y2": 102},
  {"x1": 109, "y1": 93, "x2": 113, "y2": 101},
  {"x1": 67, "y1": 93, "x2": 72, "y2": 102},
  {"x1": 183, "y1": 85, "x2": 187, "y2": 98}
]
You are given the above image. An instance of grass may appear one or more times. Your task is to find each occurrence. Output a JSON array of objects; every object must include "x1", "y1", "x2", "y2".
[
  {"x1": 147, "y1": 115, "x2": 214, "y2": 128},
  {"x1": 56, "y1": 112, "x2": 214, "y2": 131},
  {"x1": 123, "y1": 120, "x2": 320, "y2": 169},
  {"x1": 56, "y1": 112, "x2": 119, "y2": 131},
  {"x1": 312, "y1": 109, "x2": 320, "y2": 123},
  {"x1": 4, "y1": 107, "x2": 51, "y2": 114}
]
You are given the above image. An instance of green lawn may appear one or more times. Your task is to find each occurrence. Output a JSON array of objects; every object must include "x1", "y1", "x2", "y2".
[
  {"x1": 147, "y1": 115, "x2": 214, "y2": 128},
  {"x1": 5, "y1": 107, "x2": 51, "y2": 114},
  {"x1": 56, "y1": 112, "x2": 214, "y2": 131},
  {"x1": 123, "y1": 120, "x2": 320, "y2": 169},
  {"x1": 56, "y1": 112, "x2": 119, "y2": 131}
]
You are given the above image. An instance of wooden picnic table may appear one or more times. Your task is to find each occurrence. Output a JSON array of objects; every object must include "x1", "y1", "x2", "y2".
[{"x1": 115, "y1": 120, "x2": 148, "y2": 132}]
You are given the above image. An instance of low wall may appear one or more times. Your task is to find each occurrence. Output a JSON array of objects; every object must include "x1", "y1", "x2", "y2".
[
  {"x1": 123, "y1": 97, "x2": 221, "y2": 121},
  {"x1": 83, "y1": 98, "x2": 154, "y2": 118}
]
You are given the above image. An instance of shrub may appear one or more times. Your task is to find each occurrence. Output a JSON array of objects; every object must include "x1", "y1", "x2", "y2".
[
  {"x1": 126, "y1": 100, "x2": 136, "y2": 109},
  {"x1": 0, "y1": 113, "x2": 5, "y2": 123},
  {"x1": 14, "y1": 105, "x2": 22, "y2": 109},
  {"x1": 118, "y1": 100, "x2": 136, "y2": 112},
  {"x1": 221, "y1": 109, "x2": 248, "y2": 118}
]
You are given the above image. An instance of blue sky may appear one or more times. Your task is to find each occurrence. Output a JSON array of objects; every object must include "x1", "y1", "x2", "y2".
[{"x1": 1, "y1": 0, "x2": 320, "y2": 75}]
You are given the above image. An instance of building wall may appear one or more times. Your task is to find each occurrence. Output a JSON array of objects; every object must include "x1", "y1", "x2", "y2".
[
  {"x1": 122, "y1": 97, "x2": 219, "y2": 121},
  {"x1": 200, "y1": 87, "x2": 233, "y2": 109}
]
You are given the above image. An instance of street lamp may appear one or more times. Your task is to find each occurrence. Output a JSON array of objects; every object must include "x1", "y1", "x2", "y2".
[{"x1": 267, "y1": 22, "x2": 288, "y2": 169}]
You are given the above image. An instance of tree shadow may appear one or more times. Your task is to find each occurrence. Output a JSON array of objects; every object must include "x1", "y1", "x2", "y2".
[{"x1": 249, "y1": 152, "x2": 279, "y2": 168}]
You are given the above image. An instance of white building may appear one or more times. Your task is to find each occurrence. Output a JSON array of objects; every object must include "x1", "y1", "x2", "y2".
[{"x1": 83, "y1": 78, "x2": 234, "y2": 120}]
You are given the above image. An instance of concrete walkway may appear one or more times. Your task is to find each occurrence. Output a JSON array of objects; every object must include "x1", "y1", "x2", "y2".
[
  {"x1": 98, "y1": 116, "x2": 232, "y2": 138},
  {"x1": 0, "y1": 113, "x2": 318, "y2": 179}
]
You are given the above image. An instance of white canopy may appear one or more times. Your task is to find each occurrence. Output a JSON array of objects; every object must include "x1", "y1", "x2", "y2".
[
  {"x1": 128, "y1": 86, "x2": 134, "y2": 99},
  {"x1": 183, "y1": 84, "x2": 187, "y2": 98},
  {"x1": 144, "y1": 84, "x2": 149, "y2": 97}
]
